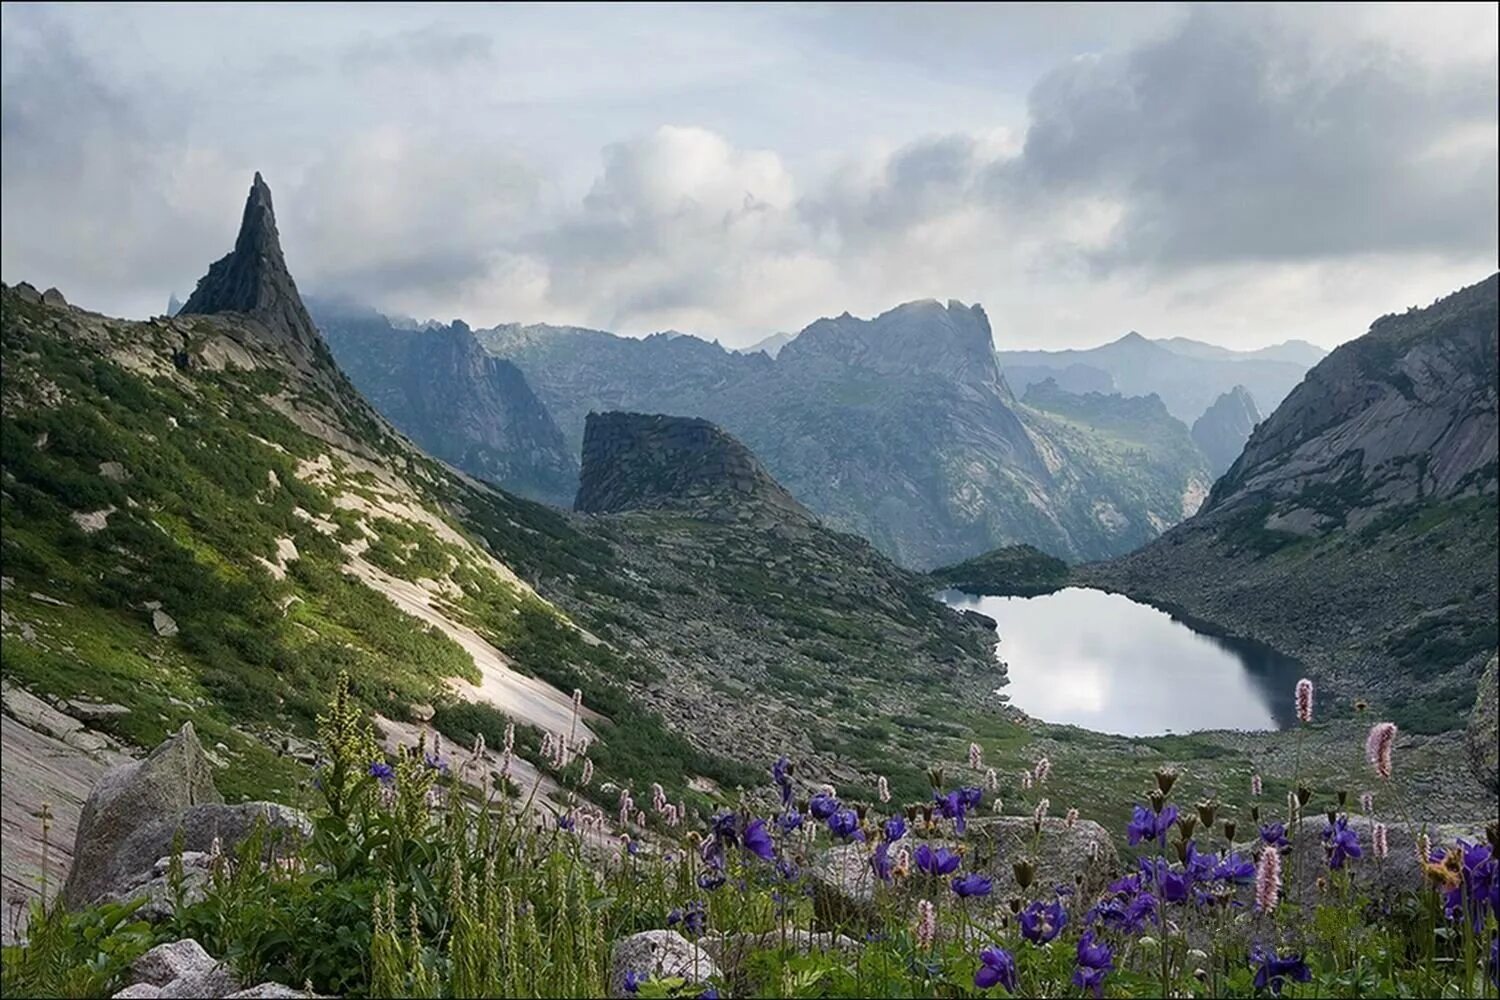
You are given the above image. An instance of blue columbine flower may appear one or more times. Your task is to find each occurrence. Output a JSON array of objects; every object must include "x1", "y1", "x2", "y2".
[
  {"x1": 777, "y1": 810, "x2": 803, "y2": 832},
  {"x1": 1127, "y1": 804, "x2": 1179, "y2": 845},
  {"x1": 712, "y1": 812, "x2": 740, "y2": 849},
  {"x1": 827, "y1": 808, "x2": 863, "y2": 841},
  {"x1": 368, "y1": 760, "x2": 394, "y2": 785},
  {"x1": 776, "y1": 858, "x2": 799, "y2": 881},
  {"x1": 423, "y1": 753, "x2": 448, "y2": 774},
  {"x1": 936, "y1": 788, "x2": 981, "y2": 834},
  {"x1": 1144, "y1": 857, "x2": 1192, "y2": 904},
  {"x1": 974, "y1": 946, "x2": 1018, "y2": 992},
  {"x1": 871, "y1": 841, "x2": 894, "y2": 883},
  {"x1": 667, "y1": 900, "x2": 707, "y2": 937},
  {"x1": 556, "y1": 812, "x2": 575, "y2": 832},
  {"x1": 1072, "y1": 931, "x2": 1114, "y2": 998},
  {"x1": 623, "y1": 970, "x2": 649, "y2": 994},
  {"x1": 915, "y1": 843, "x2": 961, "y2": 876},
  {"x1": 1215, "y1": 851, "x2": 1256, "y2": 884},
  {"x1": 951, "y1": 872, "x2": 994, "y2": 898},
  {"x1": 809, "y1": 792, "x2": 840, "y2": 820},
  {"x1": 1442, "y1": 839, "x2": 1498, "y2": 931},
  {"x1": 771, "y1": 756, "x2": 794, "y2": 807},
  {"x1": 742, "y1": 818, "x2": 775, "y2": 861},
  {"x1": 884, "y1": 815, "x2": 907, "y2": 842},
  {"x1": 1018, "y1": 898, "x2": 1067, "y2": 944},
  {"x1": 697, "y1": 870, "x2": 726, "y2": 891},
  {"x1": 1250, "y1": 946, "x2": 1312, "y2": 996},
  {"x1": 1260, "y1": 822, "x2": 1290, "y2": 849},
  {"x1": 1321, "y1": 815, "x2": 1363, "y2": 869}
]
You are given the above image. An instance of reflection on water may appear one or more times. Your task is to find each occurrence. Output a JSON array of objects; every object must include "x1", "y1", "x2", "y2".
[{"x1": 938, "y1": 586, "x2": 1303, "y2": 736}]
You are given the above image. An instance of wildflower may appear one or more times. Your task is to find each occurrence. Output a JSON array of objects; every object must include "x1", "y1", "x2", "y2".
[
  {"x1": 1034, "y1": 757, "x2": 1052, "y2": 784},
  {"x1": 1260, "y1": 822, "x2": 1289, "y2": 849},
  {"x1": 1321, "y1": 815, "x2": 1363, "y2": 869},
  {"x1": 974, "y1": 946, "x2": 1018, "y2": 992},
  {"x1": 1439, "y1": 839, "x2": 1498, "y2": 931},
  {"x1": 771, "y1": 756, "x2": 794, "y2": 807},
  {"x1": 1224, "y1": 819, "x2": 1237, "y2": 841},
  {"x1": 1251, "y1": 773, "x2": 1263, "y2": 797},
  {"x1": 697, "y1": 870, "x2": 726, "y2": 891},
  {"x1": 1018, "y1": 898, "x2": 1067, "y2": 944},
  {"x1": 580, "y1": 758, "x2": 594, "y2": 786},
  {"x1": 1033, "y1": 798, "x2": 1050, "y2": 826},
  {"x1": 1295, "y1": 678, "x2": 1314, "y2": 723},
  {"x1": 623, "y1": 970, "x2": 650, "y2": 994},
  {"x1": 1154, "y1": 768, "x2": 1178, "y2": 794},
  {"x1": 1360, "y1": 790, "x2": 1374, "y2": 813},
  {"x1": 1365, "y1": 722, "x2": 1397, "y2": 780},
  {"x1": 871, "y1": 841, "x2": 894, "y2": 883},
  {"x1": 827, "y1": 809, "x2": 863, "y2": 841},
  {"x1": 1255, "y1": 847, "x2": 1282, "y2": 912},
  {"x1": 1128, "y1": 804, "x2": 1179, "y2": 846},
  {"x1": 951, "y1": 872, "x2": 994, "y2": 898},
  {"x1": 877, "y1": 775, "x2": 890, "y2": 803},
  {"x1": 1250, "y1": 946, "x2": 1311, "y2": 996},
  {"x1": 652, "y1": 782, "x2": 668, "y2": 814},
  {"x1": 809, "y1": 791, "x2": 840, "y2": 820},
  {"x1": 915, "y1": 843, "x2": 962, "y2": 876},
  {"x1": 742, "y1": 818, "x2": 775, "y2": 861},
  {"x1": 1215, "y1": 852, "x2": 1256, "y2": 884},
  {"x1": 1066, "y1": 807, "x2": 1079, "y2": 828},
  {"x1": 893, "y1": 846, "x2": 912, "y2": 879},
  {"x1": 984, "y1": 767, "x2": 998, "y2": 792},
  {"x1": 1373, "y1": 822, "x2": 1389, "y2": 859},
  {"x1": 777, "y1": 810, "x2": 803, "y2": 833},
  {"x1": 914, "y1": 898, "x2": 937, "y2": 949},
  {"x1": 636, "y1": 810, "x2": 647, "y2": 827},
  {"x1": 667, "y1": 900, "x2": 707, "y2": 937},
  {"x1": 1020, "y1": 770, "x2": 1033, "y2": 791},
  {"x1": 1072, "y1": 931, "x2": 1114, "y2": 998},
  {"x1": 1416, "y1": 831, "x2": 1432, "y2": 869},
  {"x1": 884, "y1": 815, "x2": 907, "y2": 842},
  {"x1": 368, "y1": 760, "x2": 395, "y2": 785},
  {"x1": 557, "y1": 811, "x2": 575, "y2": 832},
  {"x1": 970, "y1": 742, "x2": 984, "y2": 770},
  {"x1": 423, "y1": 752, "x2": 448, "y2": 774}
]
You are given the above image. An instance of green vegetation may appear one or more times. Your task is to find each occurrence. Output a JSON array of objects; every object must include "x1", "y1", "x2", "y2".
[{"x1": 927, "y1": 544, "x2": 1071, "y2": 597}]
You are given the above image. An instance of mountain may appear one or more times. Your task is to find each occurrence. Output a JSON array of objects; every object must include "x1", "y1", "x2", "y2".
[
  {"x1": 1085, "y1": 275, "x2": 1500, "y2": 732},
  {"x1": 997, "y1": 331, "x2": 1316, "y2": 425},
  {"x1": 480, "y1": 300, "x2": 1211, "y2": 567},
  {"x1": 165, "y1": 293, "x2": 182, "y2": 317},
  {"x1": 738, "y1": 330, "x2": 796, "y2": 357},
  {"x1": 312, "y1": 300, "x2": 578, "y2": 507},
  {"x1": 1, "y1": 174, "x2": 1007, "y2": 874},
  {"x1": 1155, "y1": 336, "x2": 1328, "y2": 367},
  {"x1": 1191, "y1": 386, "x2": 1262, "y2": 477}
]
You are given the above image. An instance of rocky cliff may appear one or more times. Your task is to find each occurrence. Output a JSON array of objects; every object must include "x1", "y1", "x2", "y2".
[
  {"x1": 575, "y1": 412, "x2": 807, "y2": 523},
  {"x1": 315, "y1": 302, "x2": 578, "y2": 507},
  {"x1": 1191, "y1": 385, "x2": 1261, "y2": 477},
  {"x1": 1087, "y1": 275, "x2": 1500, "y2": 732}
]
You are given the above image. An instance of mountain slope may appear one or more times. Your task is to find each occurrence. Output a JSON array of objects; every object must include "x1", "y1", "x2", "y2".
[
  {"x1": 313, "y1": 301, "x2": 578, "y2": 507},
  {"x1": 1191, "y1": 386, "x2": 1261, "y2": 477},
  {"x1": 1, "y1": 175, "x2": 1004, "y2": 827},
  {"x1": 998, "y1": 332, "x2": 1315, "y2": 425},
  {"x1": 481, "y1": 301, "x2": 1210, "y2": 566},
  {"x1": 1085, "y1": 275, "x2": 1500, "y2": 732}
]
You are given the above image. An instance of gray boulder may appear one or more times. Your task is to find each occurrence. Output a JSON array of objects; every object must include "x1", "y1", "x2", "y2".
[
  {"x1": 1265, "y1": 815, "x2": 1489, "y2": 907},
  {"x1": 608, "y1": 930, "x2": 720, "y2": 999},
  {"x1": 1467, "y1": 654, "x2": 1498, "y2": 795},
  {"x1": 226, "y1": 985, "x2": 323, "y2": 998},
  {"x1": 129, "y1": 939, "x2": 219, "y2": 988},
  {"x1": 64, "y1": 724, "x2": 222, "y2": 908},
  {"x1": 112, "y1": 985, "x2": 162, "y2": 999}
]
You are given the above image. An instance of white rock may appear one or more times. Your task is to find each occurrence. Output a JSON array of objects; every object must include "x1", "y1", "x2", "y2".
[{"x1": 608, "y1": 930, "x2": 720, "y2": 999}]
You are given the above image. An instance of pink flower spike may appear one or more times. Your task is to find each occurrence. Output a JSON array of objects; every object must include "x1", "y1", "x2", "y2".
[
  {"x1": 1365, "y1": 722, "x2": 1397, "y2": 780},
  {"x1": 1295, "y1": 678, "x2": 1314, "y2": 724}
]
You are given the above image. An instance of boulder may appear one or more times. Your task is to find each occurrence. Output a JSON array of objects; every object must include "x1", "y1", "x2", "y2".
[
  {"x1": 40, "y1": 287, "x2": 68, "y2": 308},
  {"x1": 1467, "y1": 654, "x2": 1498, "y2": 795},
  {"x1": 13, "y1": 282, "x2": 42, "y2": 304},
  {"x1": 607, "y1": 930, "x2": 721, "y2": 999},
  {"x1": 151, "y1": 610, "x2": 179, "y2": 638},
  {"x1": 129, "y1": 939, "x2": 218, "y2": 988},
  {"x1": 100, "y1": 851, "x2": 214, "y2": 921},
  {"x1": 1264, "y1": 815, "x2": 1490, "y2": 906},
  {"x1": 226, "y1": 985, "x2": 322, "y2": 998},
  {"x1": 112, "y1": 985, "x2": 163, "y2": 999},
  {"x1": 64, "y1": 723, "x2": 222, "y2": 908}
]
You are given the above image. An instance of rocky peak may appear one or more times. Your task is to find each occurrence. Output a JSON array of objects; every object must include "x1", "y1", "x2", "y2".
[
  {"x1": 179, "y1": 173, "x2": 321, "y2": 357},
  {"x1": 574, "y1": 411, "x2": 810, "y2": 523},
  {"x1": 1191, "y1": 385, "x2": 1261, "y2": 477},
  {"x1": 779, "y1": 298, "x2": 1001, "y2": 385}
]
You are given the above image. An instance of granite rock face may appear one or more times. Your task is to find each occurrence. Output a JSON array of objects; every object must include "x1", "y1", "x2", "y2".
[
  {"x1": 575, "y1": 411, "x2": 808, "y2": 523},
  {"x1": 1192, "y1": 385, "x2": 1261, "y2": 477},
  {"x1": 1467, "y1": 654, "x2": 1499, "y2": 794}
]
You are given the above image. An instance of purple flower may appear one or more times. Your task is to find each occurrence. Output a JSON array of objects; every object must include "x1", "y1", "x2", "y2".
[
  {"x1": 1143, "y1": 857, "x2": 1191, "y2": 903},
  {"x1": 777, "y1": 810, "x2": 803, "y2": 832},
  {"x1": 623, "y1": 970, "x2": 649, "y2": 993},
  {"x1": 884, "y1": 816, "x2": 907, "y2": 842},
  {"x1": 1260, "y1": 822, "x2": 1290, "y2": 849},
  {"x1": 1321, "y1": 815, "x2": 1363, "y2": 869},
  {"x1": 809, "y1": 792, "x2": 840, "y2": 820},
  {"x1": 1442, "y1": 839, "x2": 1498, "y2": 931},
  {"x1": 696, "y1": 990, "x2": 720, "y2": 1000},
  {"x1": 958, "y1": 786, "x2": 984, "y2": 810},
  {"x1": 776, "y1": 858, "x2": 799, "y2": 881},
  {"x1": 974, "y1": 946, "x2": 1018, "y2": 992},
  {"x1": 1072, "y1": 931, "x2": 1114, "y2": 998},
  {"x1": 1018, "y1": 898, "x2": 1067, "y2": 944},
  {"x1": 711, "y1": 812, "x2": 740, "y2": 848},
  {"x1": 915, "y1": 843, "x2": 961, "y2": 876},
  {"x1": 556, "y1": 812, "x2": 575, "y2": 832},
  {"x1": 423, "y1": 753, "x2": 448, "y2": 774},
  {"x1": 368, "y1": 761, "x2": 394, "y2": 785},
  {"x1": 771, "y1": 756, "x2": 794, "y2": 807},
  {"x1": 1215, "y1": 852, "x2": 1256, "y2": 884},
  {"x1": 1127, "y1": 804, "x2": 1179, "y2": 846},
  {"x1": 1250, "y1": 947, "x2": 1312, "y2": 996},
  {"x1": 951, "y1": 872, "x2": 994, "y2": 898},
  {"x1": 871, "y1": 841, "x2": 893, "y2": 883},
  {"x1": 827, "y1": 809, "x2": 863, "y2": 841},
  {"x1": 697, "y1": 870, "x2": 726, "y2": 891},
  {"x1": 936, "y1": 787, "x2": 983, "y2": 834},
  {"x1": 667, "y1": 900, "x2": 707, "y2": 937},
  {"x1": 626, "y1": 839, "x2": 640, "y2": 856},
  {"x1": 742, "y1": 818, "x2": 775, "y2": 861}
]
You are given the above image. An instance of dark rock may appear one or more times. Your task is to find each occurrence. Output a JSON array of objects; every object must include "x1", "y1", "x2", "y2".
[
  {"x1": 1191, "y1": 385, "x2": 1261, "y2": 477},
  {"x1": 1467, "y1": 654, "x2": 1498, "y2": 794}
]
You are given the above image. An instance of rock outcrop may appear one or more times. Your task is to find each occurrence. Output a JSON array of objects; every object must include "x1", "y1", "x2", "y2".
[
  {"x1": 1191, "y1": 385, "x2": 1261, "y2": 477},
  {"x1": 115, "y1": 938, "x2": 321, "y2": 999},
  {"x1": 1468, "y1": 654, "x2": 1499, "y2": 794},
  {"x1": 575, "y1": 412, "x2": 809, "y2": 524},
  {"x1": 607, "y1": 929, "x2": 721, "y2": 999},
  {"x1": 63, "y1": 723, "x2": 309, "y2": 910}
]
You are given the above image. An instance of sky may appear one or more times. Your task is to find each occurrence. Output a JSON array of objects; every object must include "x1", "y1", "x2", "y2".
[{"x1": 1, "y1": 2, "x2": 1496, "y2": 350}]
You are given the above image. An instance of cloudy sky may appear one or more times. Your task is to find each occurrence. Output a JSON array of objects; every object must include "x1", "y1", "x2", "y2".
[{"x1": 2, "y1": 2, "x2": 1495, "y2": 349}]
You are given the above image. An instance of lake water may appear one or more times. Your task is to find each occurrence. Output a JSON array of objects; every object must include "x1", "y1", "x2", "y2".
[{"x1": 937, "y1": 587, "x2": 1304, "y2": 736}]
